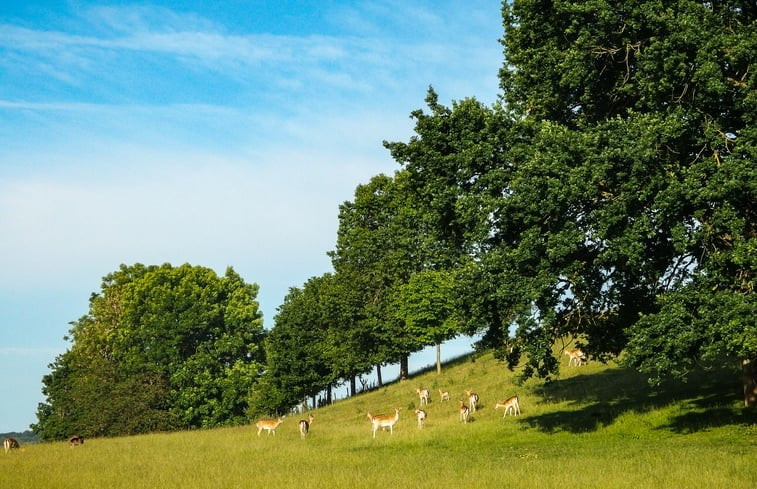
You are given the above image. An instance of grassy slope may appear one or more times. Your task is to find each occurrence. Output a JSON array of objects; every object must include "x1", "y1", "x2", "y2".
[{"x1": 3, "y1": 351, "x2": 756, "y2": 488}]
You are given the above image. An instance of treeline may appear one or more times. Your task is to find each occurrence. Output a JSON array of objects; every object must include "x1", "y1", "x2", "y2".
[
  {"x1": 1, "y1": 431, "x2": 38, "y2": 444},
  {"x1": 34, "y1": 0, "x2": 756, "y2": 440}
]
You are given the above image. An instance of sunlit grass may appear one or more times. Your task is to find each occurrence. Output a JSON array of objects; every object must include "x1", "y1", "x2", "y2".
[{"x1": 3, "y1": 351, "x2": 756, "y2": 488}]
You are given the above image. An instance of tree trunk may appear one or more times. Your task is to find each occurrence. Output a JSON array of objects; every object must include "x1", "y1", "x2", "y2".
[
  {"x1": 400, "y1": 355, "x2": 409, "y2": 380},
  {"x1": 349, "y1": 375, "x2": 357, "y2": 397},
  {"x1": 436, "y1": 343, "x2": 442, "y2": 375},
  {"x1": 376, "y1": 364, "x2": 383, "y2": 387},
  {"x1": 743, "y1": 358, "x2": 757, "y2": 407},
  {"x1": 326, "y1": 385, "x2": 332, "y2": 405}
]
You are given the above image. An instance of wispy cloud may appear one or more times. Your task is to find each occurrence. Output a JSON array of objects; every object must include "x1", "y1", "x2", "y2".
[{"x1": 0, "y1": 3, "x2": 500, "y2": 107}]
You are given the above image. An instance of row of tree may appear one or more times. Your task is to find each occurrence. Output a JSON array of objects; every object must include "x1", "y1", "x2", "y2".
[
  {"x1": 260, "y1": 0, "x2": 755, "y2": 410},
  {"x1": 35, "y1": 0, "x2": 755, "y2": 440}
]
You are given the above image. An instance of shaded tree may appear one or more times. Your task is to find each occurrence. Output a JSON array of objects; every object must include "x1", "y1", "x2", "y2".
[{"x1": 496, "y1": 0, "x2": 755, "y2": 401}]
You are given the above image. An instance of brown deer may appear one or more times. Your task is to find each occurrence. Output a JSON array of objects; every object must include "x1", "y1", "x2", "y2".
[
  {"x1": 367, "y1": 408, "x2": 400, "y2": 438},
  {"x1": 494, "y1": 396, "x2": 521, "y2": 417},
  {"x1": 256, "y1": 417, "x2": 284, "y2": 436},
  {"x1": 68, "y1": 435, "x2": 85, "y2": 447},
  {"x1": 299, "y1": 415, "x2": 314, "y2": 438},
  {"x1": 3, "y1": 437, "x2": 19, "y2": 453}
]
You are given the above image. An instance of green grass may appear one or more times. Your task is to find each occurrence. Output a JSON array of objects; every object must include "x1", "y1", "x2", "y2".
[{"x1": 3, "y1": 351, "x2": 756, "y2": 488}]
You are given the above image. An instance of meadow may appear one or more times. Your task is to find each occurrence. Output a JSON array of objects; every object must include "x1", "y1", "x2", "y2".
[{"x1": 3, "y1": 351, "x2": 756, "y2": 488}]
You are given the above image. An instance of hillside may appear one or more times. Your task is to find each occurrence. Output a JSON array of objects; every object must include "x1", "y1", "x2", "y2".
[{"x1": 2, "y1": 351, "x2": 756, "y2": 488}]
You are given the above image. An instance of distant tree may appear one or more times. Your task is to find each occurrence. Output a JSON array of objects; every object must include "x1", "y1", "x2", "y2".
[
  {"x1": 392, "y1": 269, "x2": 460, "y2": 374},
  {"x1": 384, "y1": 90, "x2": 517, "y2": 348},
  {"x1": 255, "y1": 272, "x2": 376, "y2": 415},
  {"x1": 329, "y1": 172, "x2": 433, "y2": 381},
  {"x1": 254, "y1": 276, "x2": 336, "y2": 415},
  {"x1": 34, "y1": 263, "x2": 266, "y2": 439}
]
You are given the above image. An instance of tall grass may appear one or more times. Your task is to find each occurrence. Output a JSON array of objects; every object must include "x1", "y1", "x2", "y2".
[{"x1": 3, "y1": 352, "x2": 756, "y2": 488}]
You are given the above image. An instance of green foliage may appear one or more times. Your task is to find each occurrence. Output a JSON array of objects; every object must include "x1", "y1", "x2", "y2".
[
  {"x1": 328, "y1": 172, "x2": 436, "y2": 374},
  {"x1": 34, "y1": 264, "x2": 265, "y2": 439},
  {"x1": 393, "y1": 269, "x2": 459, "y2": 347},
  {"x1": 375, "y1": 1, "x2": 756, "y2": 403}
]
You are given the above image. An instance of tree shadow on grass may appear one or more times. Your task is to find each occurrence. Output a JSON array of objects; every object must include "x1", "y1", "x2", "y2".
[{"x1": 521, "y1": 364, "x2": 756, "y2": 434}]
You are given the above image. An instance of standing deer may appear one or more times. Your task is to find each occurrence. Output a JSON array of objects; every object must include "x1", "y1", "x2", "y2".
[
  {"x1": 465, "y1": 390, "x2": 479, "y2": 413},
  {"x1": 458, "y1": 401, "x2": 469, "y2": 423},
  {"x1": 367, "y1": 408, "x2": 401, "y2": 438},
  {"x1": 564, "y1": 348, "x2": 587, "y2": 366},
  {"x1": 494, "y1": 396, "x2": 521, "y2": 417},
  {"x1": 3, "y1": 438, "x2": 19, "y2": 453},
  {"x1": 414, "y1": 409, "x2": 427, "y2": 429},
  {"x1": 299, "y1": 415, "x2": 314, "y2": 439},
  {"x1": 438, "y1": 389, "x2": 450, "y2": 403},
  {"x1": 416, "y1": 388, "x2": 430, "y2": 406},
  {"x1": 256, "y1": 417, "x2": 284, "y2": 436}
]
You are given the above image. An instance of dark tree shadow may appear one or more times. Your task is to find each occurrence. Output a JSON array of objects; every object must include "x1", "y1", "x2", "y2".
[{"x1": 521, "y1": 364, "x2": 757, "y2": 434}]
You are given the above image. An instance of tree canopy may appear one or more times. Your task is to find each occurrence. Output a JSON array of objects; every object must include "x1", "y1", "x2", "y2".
[{"x1": 34, "y1": 263, "x2": 265, "y2": 439}]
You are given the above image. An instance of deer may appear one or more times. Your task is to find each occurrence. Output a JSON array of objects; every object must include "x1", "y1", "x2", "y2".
[
  {"x1": 465, "y1": 390, "x2": 479, "y2": 413},
  {"x1": 414, "y1": 409, "x2": 427, "y2": 429},
  {"x1": 438, "y1": 389, "x2": 450, "y2": 403},
  {"x1": 3, "y1": 437, "x2": 19, "y2": 453},
  {"x1": 458, "y1": 401, "x2": 469, "y2": 423},
  {"x1": 256, "y1": 417, "x2": 284, "y2": 436},
  {"x1": 494, "y1": 396, "x2": 521, "y2": 417},
  {"x1": 68, "y1": 435, "x2": 84, "y2": 447},
  {"x1": 299, "y1": 415, "x2": 314, "y2": 439},
  {"x1": 367, "y1": 408, "x2": 400, "y2": 438},
  {"x1": 416, "y1": 388, "x2": 430, "y2": 406},
  {"x1": 564, "y1": 348, "x2": 587, "y2": 366}
]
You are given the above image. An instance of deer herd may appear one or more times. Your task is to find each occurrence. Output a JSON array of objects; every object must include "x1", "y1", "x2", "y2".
[
  {"x1": 251, "y1": 348, "x2": 584, "y2": 439},
  {"x1": 253, "y1": 386, "x2": 524, "y2": 440},
  {"x1": 3, "y1": 350, "x2": 585, "y2": 450}
]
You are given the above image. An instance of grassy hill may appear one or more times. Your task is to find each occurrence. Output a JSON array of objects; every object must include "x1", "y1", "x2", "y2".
[{"x1": 3, "y1": 350, "x2": 756, "y2": 488}]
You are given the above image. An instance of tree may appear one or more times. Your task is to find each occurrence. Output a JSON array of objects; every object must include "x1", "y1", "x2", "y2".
[
  {"x1": 384, "y1": 90, "x2": 519, "y2": 351},
  {"x1": 393, "y1": 270, "x2": 460, "y2": 374},
  {"x1": 496, "y1": 0, "x2": 755, "y2": 401},
  {"x1": 256, "y1": 272, "x2": 377, "y2": 415},
  {"x1": 385, "y1": 1, "x2": 754, "y2": 403},
  {"x1": 329, "y1": 172, "x2": 433, "y2": 380},
  {"x1": 34, "y1": 263, "x2": 266, "y2": 439},
  {"x1": 255, "y1": 275, "x2": 338, "y2": 415}
]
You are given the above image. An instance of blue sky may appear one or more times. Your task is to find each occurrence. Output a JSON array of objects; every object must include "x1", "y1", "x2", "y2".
[{"x1": 0, "y1": 0, "x2": 503, "y2": 433}]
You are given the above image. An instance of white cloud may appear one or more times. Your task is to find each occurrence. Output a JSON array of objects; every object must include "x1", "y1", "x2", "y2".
[{"x1": 0, "y1": 0, "x2": 504, "y2": 432}]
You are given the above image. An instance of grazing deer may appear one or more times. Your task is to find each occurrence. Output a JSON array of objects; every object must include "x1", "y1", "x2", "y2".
[
  {"x1": 414, "y1": 409, "x2": 427, "y2": 429},
  {"x1": 3, "y1": 437, "x2": 19, "y2": 453},
  {"x1": 465, "y1": 390, "x2": 479, "y2": 413},
  {"x1": 438, "y1": 389, "x2": 450, "y2": 403},
  {"x1": 495, "y1": 396, "x2": 521, "y2": 417},
  {"x1": 367, "y1": 408, "x2": 400, "y2": 438},
  {"x1": 299, "y1": 415, "x2": 314, "y2": 439},
  {"x1": 458, "y1": 401, "x2": 469, "y2": 423},
  {"x1": 256, "y1": 417, "x2": 284, "y2": 436},
  {"x1": 564, "y1": 348, "x2": 587, "y2": 366},
  {"x1": 416, "y1": 388, "x2": 430, "y2": 406},
  {"x1": 68, "y1": 435, "x2": 84, "y2": 447}
]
